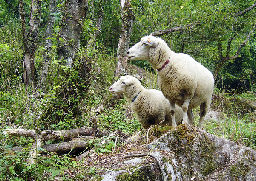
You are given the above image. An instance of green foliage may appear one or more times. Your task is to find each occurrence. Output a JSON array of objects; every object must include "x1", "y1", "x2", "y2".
[
  {"x1": 98, "y1": 102, "x2": 141, "y2": 134},
  {"x1": 0, "y1": 21, "x2": 23, "y2": 89},
  {"x1": 87, "y1": 0, "x2": 121, "y2": 50},
  {"x1": 0, "y1": 131, "x2": 65, "y2": 180}
]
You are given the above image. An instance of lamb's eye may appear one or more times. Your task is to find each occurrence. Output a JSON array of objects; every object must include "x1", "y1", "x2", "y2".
[{"x1": 121, "y1": 81, "x2": 126, "y2": 85}]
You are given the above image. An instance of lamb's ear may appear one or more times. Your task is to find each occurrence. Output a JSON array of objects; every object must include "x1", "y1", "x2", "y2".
[
  {"x1": 122, "y1": 79, "x2": 134, "y2": 86},
  {"x1": 142, "y1": 37, "x2": 157, "y2": 48}
]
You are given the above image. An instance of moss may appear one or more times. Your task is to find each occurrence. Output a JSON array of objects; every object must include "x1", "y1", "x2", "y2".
[
  {"x1": 116, "y1": 165, "x2": 160, "y2": 181},
  {"x1": 152, "y1": 125, "x2": 173, "y2": 137},
  {"x1": 200, "y1": 158, "x2": 218, "y2": 176},
  {"x1": 168, "y1": 124, "x2": 219, "y2": 177},
  {"x1": 168, "y1": 124, "x2": 196, "y2": 155},
  {"x1": 229, "y1": 161, "x2": 250, "y2": 178},
  {"x1": 198, "y1": 134, "x2": 218, "y2": 176},
  {"x1": 173, "y1": 124, "x2": 196, "y2": 144}
]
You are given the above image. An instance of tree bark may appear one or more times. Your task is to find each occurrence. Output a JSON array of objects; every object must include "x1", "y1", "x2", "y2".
[
  {"x1": 115, "y1": 0, "x2": 134, "y2": 76},
  {"x1": 57, "y1": 0, "x2": 88, "y2": 67}
]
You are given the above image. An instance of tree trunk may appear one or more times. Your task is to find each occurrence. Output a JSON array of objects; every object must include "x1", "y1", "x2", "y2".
[
  {"x1": 19, "y1": 0, "x2": 41, "y2": 87},
  {"x1": 57, "y1": 0, "x2": 88, "y2": 67},
  {"x1": 40, "y1": 0, "x2": 57, "y2": 86},
  {"x1": 115, "y1": 0, "x2": 134, "y2": 76}
]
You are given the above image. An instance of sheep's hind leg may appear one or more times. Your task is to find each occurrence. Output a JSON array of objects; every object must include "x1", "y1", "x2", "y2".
[{"x1": 198, "y1": 102, "x2": 208, "y2": 128}]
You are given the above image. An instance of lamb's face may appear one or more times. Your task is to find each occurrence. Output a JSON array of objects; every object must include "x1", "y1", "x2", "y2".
[
  {"x1": 127, "y1": 36, "x2": 158, "y2": 61},
  {"x1": 109, "y1": 76, "x2": 135, "y2": 94}
]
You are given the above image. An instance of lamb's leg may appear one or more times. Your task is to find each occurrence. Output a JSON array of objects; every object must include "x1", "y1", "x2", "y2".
[
  {"x1": 146, "y1": 126, "x2": 153, "y2": 143},
  {"x1": 198, "y1": 102, "x2": 208, "y2": 128}
]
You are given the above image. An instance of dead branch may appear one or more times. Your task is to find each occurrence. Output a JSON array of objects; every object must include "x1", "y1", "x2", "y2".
[{"x1": 4, "y1": 127, "x2": 108, "y2": 155}]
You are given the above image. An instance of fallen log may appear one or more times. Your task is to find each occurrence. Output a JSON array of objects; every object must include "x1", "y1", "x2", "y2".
[
  {"x1": 41, "y1": 128, "x2": 105, "y2": 141},
  {"x1": 3, "y1": 128, "x2": 37, "y2": 138},
  {"x1": 4, "y1": 127, "x2": 107, "y2": 141},
  {"x1": 42, "y1": 137, "x2": 93, "y2": 153}
]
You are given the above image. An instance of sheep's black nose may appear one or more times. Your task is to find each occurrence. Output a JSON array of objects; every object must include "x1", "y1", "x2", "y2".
[{"x1": 127, "y1": 51, "x2": 129, "y2": 55}]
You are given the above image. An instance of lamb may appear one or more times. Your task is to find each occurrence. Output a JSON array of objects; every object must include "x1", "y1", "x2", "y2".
[
  {"x1": 127, "y1": 35, "x2": 214, "y2": 127},
  {"x1": 109, "y1": 75, "x2": 183, "y2": 129}
]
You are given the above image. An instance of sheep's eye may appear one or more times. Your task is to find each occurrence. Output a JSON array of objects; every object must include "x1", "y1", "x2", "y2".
[{"x1": 121, "y1": 81, "x2": 126, "y2": 85}]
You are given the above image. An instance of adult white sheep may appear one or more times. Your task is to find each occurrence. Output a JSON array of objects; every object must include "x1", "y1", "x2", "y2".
[
  {"x1": 127, "y1": 35, "x2": 214, "y2": 127},
  {"x1": 109, "y1": 75, "x2": 183, "y2": 129}
]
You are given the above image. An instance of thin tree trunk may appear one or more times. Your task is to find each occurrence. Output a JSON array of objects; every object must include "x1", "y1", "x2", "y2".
[
  {"x1": 19, "y1": 0, "x2": 41, "y2": 87},
  {"x1": 115, "y1": 0, "x2": 134, "y2": 76}
]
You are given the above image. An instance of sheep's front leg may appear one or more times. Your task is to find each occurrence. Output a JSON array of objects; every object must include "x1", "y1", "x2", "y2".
[
  {"x1": 170, "y1": 102, "x2": 177, "y2": 127},
  {"x1": 187, "y1": 108, "x2": 194, "y2": 125}
]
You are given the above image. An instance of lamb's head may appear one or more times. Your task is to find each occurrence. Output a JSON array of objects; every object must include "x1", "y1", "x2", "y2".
[
  {"x1": 127, "y1": 35, "x2": 160, "y2": 61},
  {"x1": 109, "y1": 75, "x2": 141, "y2": 94}
]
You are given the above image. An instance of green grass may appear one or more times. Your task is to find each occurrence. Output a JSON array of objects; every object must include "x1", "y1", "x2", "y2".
[{"x1": 203, "y1": 114, "x2": 256, "y2": 149}]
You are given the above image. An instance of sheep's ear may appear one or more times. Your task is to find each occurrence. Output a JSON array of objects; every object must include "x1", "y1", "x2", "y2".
[{"x1": 142, "y1": 38, "x2": 157, "y2": 48}]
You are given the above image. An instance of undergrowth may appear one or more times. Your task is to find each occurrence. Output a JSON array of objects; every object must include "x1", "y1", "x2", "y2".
[{"x1": 0, "y1": 54, "x2": 255, "y2": 179}]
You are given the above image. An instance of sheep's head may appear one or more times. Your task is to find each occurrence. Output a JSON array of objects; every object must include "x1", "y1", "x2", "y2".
[
  {"x1": 109, "y1": 75, "x2": 140, "y2": 94},
  {"x1": 127, "y1": 35, "x2": 159, "y2": 61}
]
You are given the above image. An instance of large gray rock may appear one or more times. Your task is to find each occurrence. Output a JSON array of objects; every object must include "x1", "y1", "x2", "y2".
[{"x1": 91, "y1": 125, "x2": 256, "y2": 180}]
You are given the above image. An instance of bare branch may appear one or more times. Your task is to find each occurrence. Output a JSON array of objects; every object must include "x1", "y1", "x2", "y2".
[
  {"x1": 151, "y1": 22, "x2": 199, "y2": 36},
  {"x1": 214, "y1": 23, "x2": 256, "y2": 78},
  {"x1": 235, "y1": 2, "x2": 256, "y2": 16}
]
